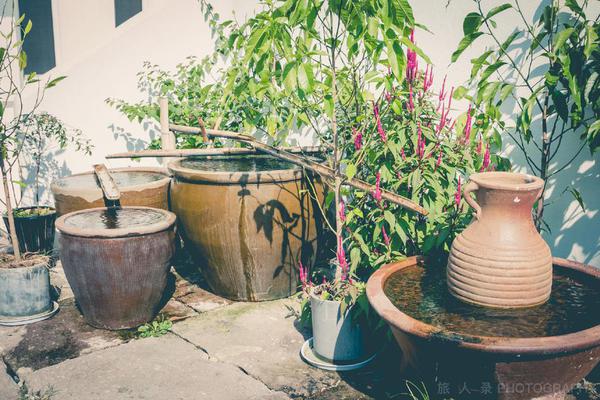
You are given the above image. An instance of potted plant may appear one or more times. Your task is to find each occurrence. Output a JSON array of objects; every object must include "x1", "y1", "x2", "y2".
[
  {"x1": 5, "y1": 112, "x2": 92, "y2": 254},
  {"x1": 0, "y1": 6, "x2": 65, "y2": 325}
]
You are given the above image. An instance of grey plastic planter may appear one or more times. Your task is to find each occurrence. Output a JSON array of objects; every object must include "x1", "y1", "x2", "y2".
[
  {"x1": 0, "y1": 261, "x2": 56, "y2": 325},
  {"x1": 310, "y1": 292, "x2": 364, "y2": 362}
]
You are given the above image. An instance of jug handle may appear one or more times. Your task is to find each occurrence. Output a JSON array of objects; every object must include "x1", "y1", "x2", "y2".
[{"x1": 463, "y1": 181, "x2": 482, "y2": 220}]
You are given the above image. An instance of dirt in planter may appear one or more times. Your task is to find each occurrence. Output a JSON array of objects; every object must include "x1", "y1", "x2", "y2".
[{"x1": 0, "y1": 253, "x2": 49, "y2": 269}]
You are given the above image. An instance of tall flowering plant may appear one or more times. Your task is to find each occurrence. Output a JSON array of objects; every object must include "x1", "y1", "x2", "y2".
[{"x1": 341, "y1": 32, "x2": 510, "y2": 275}]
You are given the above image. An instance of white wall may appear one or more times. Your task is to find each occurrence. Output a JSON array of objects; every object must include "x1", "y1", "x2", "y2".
[{"x1": 11, "y1": 0, "x2": 600, "y2": 266}]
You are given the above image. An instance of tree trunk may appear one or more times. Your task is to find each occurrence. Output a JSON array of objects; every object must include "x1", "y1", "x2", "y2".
[{"x1": 0, "y1": 152, "x2": 21, "y2": 261}]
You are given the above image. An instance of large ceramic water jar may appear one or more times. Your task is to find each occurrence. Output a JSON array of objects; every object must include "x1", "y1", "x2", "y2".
[
  {"x1": 56, "y1": 206, "x2": 176, "y2": 329},
  {"x1": 51, "y1": 167, "x2": 171, "y2": 216},
  {"x1": 169, "y1": 155, "x2": 324, "y2": 301}
]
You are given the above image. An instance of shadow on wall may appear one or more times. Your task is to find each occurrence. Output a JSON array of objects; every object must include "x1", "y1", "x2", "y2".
[
  {"x1": 108, "y1": 122, "x2": 155, "y2": 152},
  {"x1": 495, "y1": 0, "x2": 600, "y2": 266},
  {"x1": 20, "y1": 150, "x2": 72, "y2": 207}
]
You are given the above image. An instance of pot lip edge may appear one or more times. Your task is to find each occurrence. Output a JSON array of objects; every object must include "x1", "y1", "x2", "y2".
[
  {"x1": 366, "y1": 255, "x2": 600, "y2": 355},
  {"x1": 0, "y1": 256, "x2": 50, "y2": 271},
  {"x1": 55, "y1": 206, "x2": 176, "y2": 238},
  {"x1": 167, "y1": 157, "x2": 303, "y2": 184},
  {"x1": 469, "y1": 171, "x2": 544, "y2": 192},
  {"x1": 50, "y1": 167, "x2": 171, "y2": 195}
]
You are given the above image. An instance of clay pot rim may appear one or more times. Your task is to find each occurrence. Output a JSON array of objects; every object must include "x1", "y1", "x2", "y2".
[
  {"x1": 0, "y1": 255, "x2": 50, "y2": 271},
  {"x1": 366, "y1": 256, "x2": 600, "y2": 355},
  {"x1": 469, "y1": 171, "x2": 543, "y2": 192},
  {"x1": 168, "y1": 156, "x2": 303, "y2": 184},
  {"x1": 51, "y1": 167, "x2": 171, "y2": 196},
  {"x1": 55, "y1": 206, "x2": 176, "y2": 238}
]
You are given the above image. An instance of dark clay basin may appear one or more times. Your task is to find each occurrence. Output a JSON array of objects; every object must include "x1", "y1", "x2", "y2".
[{"x1": 366, "y1": 256, "x2": 600, "y2": 400}]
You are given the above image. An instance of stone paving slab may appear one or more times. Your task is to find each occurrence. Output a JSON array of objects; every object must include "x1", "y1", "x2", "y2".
[
  {"x1": 0, "y1": 360, "x2": 18, "y2": 400},
  {"x1": 171, "y1": 299, "x2": 403, "y2": 399},
  {"x1": 0, "y1": 298, "x2": 125, "y2": 374},
  {"x1": 22, "y1": 334, "x2": 289, "y2": 400}
]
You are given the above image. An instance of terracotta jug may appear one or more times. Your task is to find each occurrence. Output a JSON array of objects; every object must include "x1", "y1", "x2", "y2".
[{"x1": 447, "y1": 172, "x2": 552, "y2": 308}]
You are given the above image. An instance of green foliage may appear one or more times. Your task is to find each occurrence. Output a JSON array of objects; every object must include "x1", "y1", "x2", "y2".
[
  {"x1": 452, "y1": 0, "x2": 600, "y2": 230},
  {"x1": 343, "y1": 65, "x2": 503, "y2": 273},
  {"x1": 19, "y1": 112, "x2": 92, "y2": 204},
  {"x1": 136, "y1": 315, "x2": 173, "y2": 338},
  {"x1": 1, "y1": 4, "x2": 66, "y2": 260}
]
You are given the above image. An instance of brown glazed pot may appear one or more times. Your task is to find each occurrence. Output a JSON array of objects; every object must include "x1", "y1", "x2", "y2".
[
  {"x1": 169, "y1": 156, "x2": 324, "y2": 301},
  {"x1": 51, "y1": 167, "x2": 171, "y2": 216},
  {"x1": 448, "y1": 172, "x2": 552, "y2": 308},
  {"x1": 56, "y1": 206, "x2": 176, "y2": 330},
  {"x1": 367, "y1": 256, "x2": 600, "y2": 400}
]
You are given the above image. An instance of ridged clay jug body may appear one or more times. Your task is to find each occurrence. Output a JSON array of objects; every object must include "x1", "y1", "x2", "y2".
[{"x1": 447, "y1": 172, "x2": 552, "y2": 308}]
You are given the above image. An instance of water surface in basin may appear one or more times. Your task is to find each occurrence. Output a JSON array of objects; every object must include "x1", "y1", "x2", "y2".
[
  {"x1": 63, "y1": 208, "x2": 168, "y2": 230},
  {"x1": 55, "y1": 171, "x2": 167, "y2": 189},
  {"x1": 180, "y1": 156, "x2": 297, "y2": 172},
  {"x1": 384, "y1": 263, "x2": 600, "y2": 338}
]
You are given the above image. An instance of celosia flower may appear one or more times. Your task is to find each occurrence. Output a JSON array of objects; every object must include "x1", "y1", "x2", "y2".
[
  {"x1": 481, "y1": 143, "x2": 491, "y2": 171},
  {"x1": 382, "y1": 225, "x2": 390, "y2": 246},
  {"x1": 372, "y1": 172, "x2": 382, "y2": 203},
  {"x1": 385, "y1": 91, "x2": 392, "y2": 103},
  {"x1": 400, "y1": 148, "x2": 406, "y2": 160},
  {"x1": 336, "y1": 235, "x2": 349, "y2": 281},
  {"x1": 435, "y1": 149, "x2": 443, "y2": 170},
  {"x1": 439, "y1": 75, "x2": 447, "y2": 102},
  {"x1": 423, "y1": 64, "x2": 434, "y2": 93},
  {"x1": 464, "y1": 104, "x2": 473, "y2": 143},
  {"x1": 299, "y1": 261, "x2": 308, "y2": 289},
  {"x1": 338, "y1": 200, "x2": 346, "y2": 223},
  {"x1": 455, "y1": 176, "x2": 462, "y2": 207},
  {"x1": 406, "y1": 29, "x2": 418, "y2": 82},
  {"x1": 353, "y1": 127, "x2": 362, "y2": 151}
]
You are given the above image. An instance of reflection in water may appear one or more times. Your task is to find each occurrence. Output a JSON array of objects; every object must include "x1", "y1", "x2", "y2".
[
  {"x1": 64, "y1": 208, "x2": 167, "y2": 230},
  {"x1": 384, "y1": 263, "x2": 600, "y2": 338},
  {"x1": 181, "y1": 156, "x2": 297, "y2": 172},
  {"x1": 56, "y1": 171, "x2": 166, "y2": 189}
]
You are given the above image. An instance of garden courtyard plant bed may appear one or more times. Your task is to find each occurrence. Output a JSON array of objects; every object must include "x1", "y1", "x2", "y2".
[{"x1": 0, "y1": 241, "x2": 598, "y2": 400}]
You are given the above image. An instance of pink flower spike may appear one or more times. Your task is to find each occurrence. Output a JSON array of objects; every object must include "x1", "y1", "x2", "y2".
[
  {"x1": 299, "y1": 261, "x2": 307, "y2": 288},
  {"x1": 353, "y1": 127, "x2": 363, "y2": 151},
  {"x1": 382, "y1": 225, "x2": 390, "y2": 246},
  {"x1": 436, "y1": 149, "x2": 443, "y2": 169},
  {"x1": 338, "y1": 200, "x2": 346, "y2": 223},
  {"x1": 400, "y1": 147, "x2": 406, "y2": 160},
  {"x1": 455, "y1": 176, "x2": 462, "y2": 207},
  {"x1": 439, "y1": 75, "x2": 447, "y2": 102},
  {"x1": 372, "y1": 172, "x2": 383, "y2": 204},
  {"x1": 336, "y1": 236, "x2": 349, "y2": 281},
  {"x1": 464, "y1": 104, "x2": 473, "y2": 143},
  {"x1": 376, "y1": 117, "x2": 387, "y2": 143},
  {"x1": 481, "y1": 143, "x2": 491, "y2": 171}
]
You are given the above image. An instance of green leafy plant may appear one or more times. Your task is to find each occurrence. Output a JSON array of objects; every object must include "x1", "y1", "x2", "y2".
[
  {"x1": 18, "y1": 112, "x2": 92, "y2": 205},
  {"x1": 0, "y1": 2, "x2": 66, "y2": 261},
  {"x1": 136, "y1": 315, "x2": 173, "y2": 338},
  {"x1": 342, "y1": 32, "x2": 507, "y2": 273},
  {"x1": 451, "y1": 0, "x2": 600, "y2": 231}
]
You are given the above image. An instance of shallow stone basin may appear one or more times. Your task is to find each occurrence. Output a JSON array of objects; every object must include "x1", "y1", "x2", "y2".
[{"x1": 366, "y1": 256, "x2": 600, "y2": 400}]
